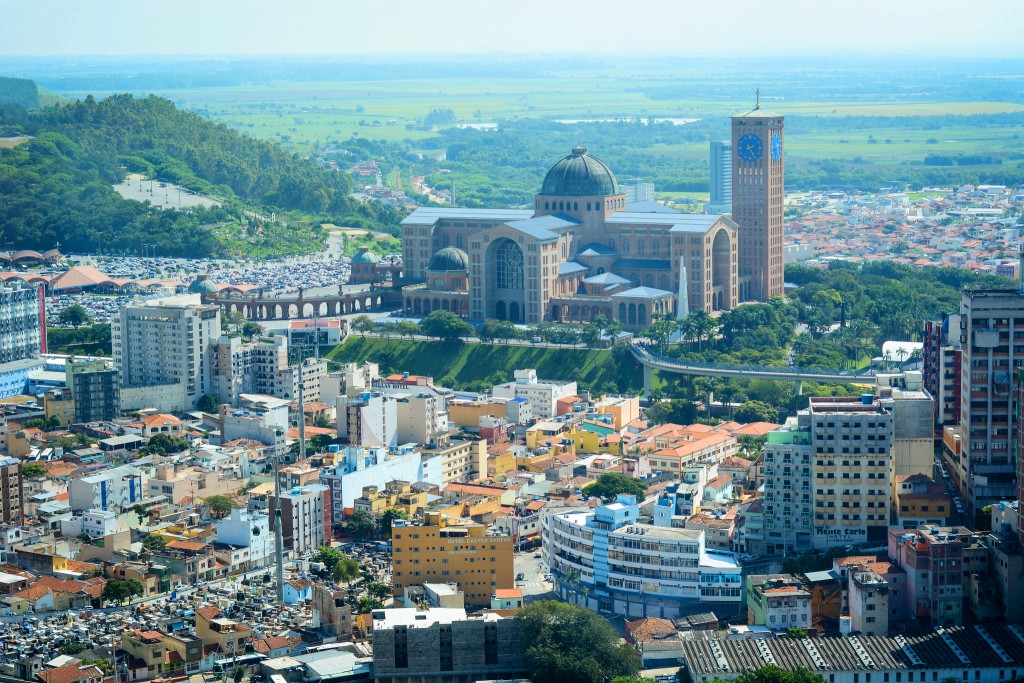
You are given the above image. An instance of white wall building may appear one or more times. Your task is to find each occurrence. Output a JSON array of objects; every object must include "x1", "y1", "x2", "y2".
[
  {"x1": 112, "y1": 294, "x2": 221, "y2": 411},
  {"x1": 337, "y1": 391, "x2": 398, "y2": 448},
  {"x1": 492, "y1": 369, "x2": 577, "y2": 419},
  {"x1": 68, "y1": 465, "x2": 144, "y2": 512},
  {"x1": 216, "y1": 507, "x2": 273, "y2": 568}
]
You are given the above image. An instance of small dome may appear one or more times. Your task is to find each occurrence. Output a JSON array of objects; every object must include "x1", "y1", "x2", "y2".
[
  {"x1": 540, "y1": 146, "x2": 619, "y2": 197},
  {"x1": 428, "y1": 247, "x2": 469, "y2": 272},
  {"x1": 188, "y1": 275, "x2": 219, "y2": 294},
  {"x1": 351, "y1": 247, "x2": 379, "y2": 265}
]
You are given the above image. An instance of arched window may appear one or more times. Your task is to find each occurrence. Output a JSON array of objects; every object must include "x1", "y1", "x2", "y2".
[
  {"x1": 456, "y1": 234, "x2": 463, "y2": 249},
  {"x1": 638, "y1": 304, "x2": 647, "y2": 326},
  {"x1": 442, "y1": 233, "x2": 449, "y2": 246},
  {"x1": 652, "y1": 241, "x2": 660, "y2": 256},
  {"x1": 586, "y1": 202, "x2": 591, "y2": 211},
  {"x1": 573, "y1": 202, "x2": 578, "y2": 211},
  {"x1": 618, "y1": 303, "x2": 626, "y2": 320},
  {"x1": 628, "y1": 304, "x2": 636, "y2": 326},
  {"x1": 637, "y1": 241, "x2": 645, "y2": 256},
  {"x1": 495, "y1": 240, "x2": 524, "y2": 290},
  {"x1": 545, "y1": 202, "x2": 549, "y2": 210}
]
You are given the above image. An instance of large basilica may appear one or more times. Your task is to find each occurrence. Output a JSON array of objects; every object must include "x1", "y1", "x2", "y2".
[{"x1": 398, "y1": 110, "x2": 782, "y2": 331}]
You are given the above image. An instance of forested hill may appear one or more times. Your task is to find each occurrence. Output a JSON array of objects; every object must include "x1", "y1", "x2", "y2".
[
  {"x1": 0, "y1": 93, "x2": 402, "y2": 257},
  {"x1": 0, "y1": 77, "x2": 38, "y2": 109}
]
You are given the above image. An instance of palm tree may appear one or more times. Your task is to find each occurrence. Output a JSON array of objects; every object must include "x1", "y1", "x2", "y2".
[{"x1": 687, "y1": 309, "x2": 717, "y2": 352}]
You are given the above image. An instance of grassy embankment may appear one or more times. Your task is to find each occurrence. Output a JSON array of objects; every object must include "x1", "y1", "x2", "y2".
[{"x1": 326, "y1": 336, "x2": 645, "y2": 394}]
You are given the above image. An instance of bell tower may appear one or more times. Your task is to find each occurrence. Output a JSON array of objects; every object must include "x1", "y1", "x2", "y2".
[{"x1": 731, "y1": 91, "x2": 784, "y2": 301}]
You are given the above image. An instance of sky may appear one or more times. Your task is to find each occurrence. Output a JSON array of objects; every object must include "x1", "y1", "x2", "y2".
[{"x1": 1, "y1": 0, "x2": 1021, "y2": 59}]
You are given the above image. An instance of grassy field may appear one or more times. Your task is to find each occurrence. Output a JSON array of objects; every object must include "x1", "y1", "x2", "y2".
[
  {"x1": 55, "y1": 74, "x2": 1024, "y2": 157},
  {"x1": 325, "y1": 336, "x2": 645, "y2": 393}
]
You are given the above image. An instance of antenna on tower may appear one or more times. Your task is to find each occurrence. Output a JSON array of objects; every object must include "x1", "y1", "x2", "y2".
[{"x1": 755, "y1": 88, "x2": 761, "y2": 110}]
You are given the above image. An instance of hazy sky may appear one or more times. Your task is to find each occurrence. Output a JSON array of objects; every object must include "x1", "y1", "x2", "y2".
[{"x1": 2, "y1": 0, "x2": 1021, "y2": 58}]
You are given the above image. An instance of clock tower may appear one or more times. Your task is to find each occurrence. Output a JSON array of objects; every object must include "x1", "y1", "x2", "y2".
[{"x1": 731, "y1": 92, "x2": 784, "y2": 301}]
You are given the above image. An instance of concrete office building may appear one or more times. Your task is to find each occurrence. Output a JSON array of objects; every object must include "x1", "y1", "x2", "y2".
[
  {"x1": 391, "y1": 513, "x2": 514, "y2": 607},
  {"x1": 0, "y1": 281, "x2": 44, "y2": 399},
  {"x1": 707, "y1": 141, "x2": 732, "y2": 214},
  {"x1": 372, "y1": 608, "x2": 525, "y2": 683},
  {"x1": 951, "y1": 289, "x2": 1022, "y2": 513},
  {"x1": 66, "y1": 358, "x2": 119, "y2": 422},
  {"x1": 216, "y1": 508, "x2": 272, "y2": 568},
  {"x1": 543, "y1": 495, "x2": 742, "y2": 618},
  {"x1": 112, "y1": 294, "x2": 220, "y2": 412}
]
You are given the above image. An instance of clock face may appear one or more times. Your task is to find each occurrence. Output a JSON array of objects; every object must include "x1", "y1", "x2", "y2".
[
  {"x1": 770, "y1": 132, "x2": 783, "y2": 161},
  {"x1": 737, "y1": 133, "x2": 763, "y2": 162}
]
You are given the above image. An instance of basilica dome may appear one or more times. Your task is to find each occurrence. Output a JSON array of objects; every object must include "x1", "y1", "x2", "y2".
[
  {"x1": 540, "y1": 146, "x2": 619, "y2": 197},
  {"x1": 187, "y1": 275, "x2": 219, "y2": 294},
  {"x1": 428, "y1": 246, "x2": 469, "y2": 272}
]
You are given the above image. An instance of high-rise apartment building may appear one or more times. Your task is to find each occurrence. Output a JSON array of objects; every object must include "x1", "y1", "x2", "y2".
[
  {"x1": 0, "y1": 281, "x2": 43, "y2": 364},
  {"x1": 954, "y1": 288, "x2": 1021, "y2": 513},
  {"x1": 212, "y1": 335, "x2": 326, "y2": 406},
  {"x1": 0, "y1": 457, "x2": 23, "y2": 525},
  {"x1": 708, "y1": 141, "x2": 732, "y2": 214},
  {"x1": 923, "y1": 315, "x2": 962, "y2": 429},
  {"x1": 270, "y1": 484, "x2": 330, "y2": 556},
  {"x1": 112, "y1": 295, "x2": 221, "y2": 411},
  {"x1": 763, "y1": 397, "x2": 894, "y2": 553},
  {"x1": 731, "y1": 104, "x2": 784, "y2": 301},
  {"x1": 66, "y1": 358, "x2": 120, "y2": 422}
]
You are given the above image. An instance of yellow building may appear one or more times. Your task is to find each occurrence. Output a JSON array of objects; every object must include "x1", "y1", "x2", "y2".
[
  {"x1": 525, "y1": 420, "x2": 571, "y2": 450},
  {"x1": 892, "y1": 473, "x2": 950, "y2": 528},
  {"x1": 487, "y1": 448, "x2": 517, "y2": 478},
  {"x1": 353, "y1": 481, "x2": 429, "y2": 518},
  {"x1": 421, "y1": 437, "x2": 488, "y2": 484},
  {"x1": 121, "y1": 629, "x2": 167, "y2": 679},
  {"x1": 448, "y1": 399, "x2": 507, "y2": 429},
  {"x1": 595, "y1": 395, "x2": 640, "y2": 430},
  {"x1": 391, "y1": 511, "x2": 514, "y2": 607},
  {"x1": 43, "y1": 390, "x2": 75, "y2": 427},
  {"x1": 563, "y1": 428, "x2": 601, "y2": 454}
]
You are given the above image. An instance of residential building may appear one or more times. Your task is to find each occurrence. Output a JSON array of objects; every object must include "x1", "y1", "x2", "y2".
[
  {"x1": 956, "y1": 288, "x2": 1022, "y2": 513},
  {"x1": 269, "y1": 484, "x2": 329, "y2": 556},
  {"x1": 121, "y1": 629, "x2": 168, "y2": 680},
  {"x1": 0, "y1": 281, "x2": 42, "y2": 364},
  {"x1": 68, "y1": 465, "x2": 143, "y2": 512},
  {"x1": 745, "y1": 574, "x2": 811, "y2": 631},
  {"x1": 620, "y1": 180, "x2": 655, "y2": 204},
  {"x1": 761, "y1": 417, "x2": 813, "y2": 553},
  {"x1": 372, "y1": 608, "x2": 525, "y2": 683},
  {"x1": 847, "y1": 567, "x2": 890, "y2": 635},
  {"x1": 219, "y1": 395, "x2": 290, "y2": 457},
  {"x1": 875, "y1": 372, "x2": 935, "y2": 478},
  {"x1": 319, "y1": 446, "x2": 439, "y2": 530},
  {"x1": 337, "y1": 391, "x2": 398, "y2": 449},
  {"x1": 707, "y1": 140, "x2": 732, "y2": 214},
  {"x1": 311, "y1": 582, "x2": 353, "y2": 639},
  {"x1": 66, "y1": 358, "x2": 119, "y2": 422},
  {"x1": 887, "y1": 526, "x2": 971, "y2": 627},
  {"x1": 147, "y1": 463, "x2": 237, "y2": 506},
  {"x1": 421, "y1": 436, "x2": 487, "y2": 485},
  {"x1": 922, "y1": 314, "x2": 961, "y2": 429},
  {"x1": 892, "y1": 474, "x2": 950, "y2": 529},
  {"x1": 195, "y1": 605, "x2": 250, "y2": 653},
  {"x1": 492, "y1": 369, "x2": 577, "y2": 419},
  {"x1": 543, "y1": 495, "x2": 742, "y2": 618},
  {"x1": 0, "y1": 457, "x2": 23, "y2": 524},
  {"x1": 112, "y1": 294, "x2": 221, "y2": 412},
  {"x1": 215, "y1": 508, "x2": 272, "y2": 568},
  {"x1": 391, "y1": 512, "x2": 514, "y2": 607}
]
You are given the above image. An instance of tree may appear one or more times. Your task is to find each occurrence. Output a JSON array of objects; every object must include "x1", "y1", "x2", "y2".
[
  {"x1": 368, "y1": 582, "x2": 392, "y2": 599},
  {"x1": 57, "y1": 304, "x2": 90, "y2": 328},
  {"x1": 379, "y1": 507, "x2": 408, "y2": 536},
  {"x1": 314, "y1": 413, "x2": 332, "y2": 428},
  {"x1": 242, "y1": 321, "x2": 264, "y2": 339},
  {"x1": 312, "y1": 545, "x2": 343, "y2": 572},
  {"x1": 58, "y1": 642, "x2": 87, "y2": 655},
  {"x1": 131, "y1": 503, "x2": 150, "y2": 525},
  {"x1": 735, "y1": 400, "x2": 780, "y2": 424},
  {"x1": 646, "y1": 399, "x2": 698, "y2": 426},
  {"x1": 346, "y1": 510, "x2": 378, "y2": 540},
  {"x1": 205, "y1": 495, "x2": 236, "y2": 518},
  {"x1": 333, "y1": 556, "x2": 361, "y2": 583},
  {"x1": 140, "y1": 433, "x2": 190, "y2": 455},
  {"x1": 233, "y1": 666, "x2": 246, "y2": 683},
  {"x1": 21, "y1": 461, "x2": 46, "y2": 478},
  {"x1": 351, "y1": 315, "x2": 376, "y2": 337},
  {"x1": 419, "y1": 310, "x2": 474, "y2": 342},
  {"x1": 357, "y1": 596, "x2": 384, "y2": 613},
  {"x1": 516, "y1": 601, "x2": 640, "y2": 683},
  {"x1": 582, "y1": 473, "x2": 647, "y2": 502},
  {"x1": 103, "y1": 577, "x2": 142, "y2": 605},
  {"x1": 197, "y1": 394, "x2": 221, "y2": 413},
  {"x1": 974, "y1": 505, "x2": 993, "y2": 531},
  {"x1": 699, "y1": 665, "x2": 827, "y2": 683},
  {"x1": 142, "y1": 533, "x2": 167, "y2": 552}
]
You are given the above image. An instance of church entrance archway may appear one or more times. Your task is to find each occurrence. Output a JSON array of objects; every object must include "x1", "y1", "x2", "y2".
[
  {"x1": 496, "y1": 301, "x2": 506, "y2": 320},
  {"x1": 711, "y1": 229, "x2": 733, "y2": 311}
]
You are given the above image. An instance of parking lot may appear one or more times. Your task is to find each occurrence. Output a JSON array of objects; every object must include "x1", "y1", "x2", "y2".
[{"x1": 514, "y1": 550, "x2": 554, "y2": 599}]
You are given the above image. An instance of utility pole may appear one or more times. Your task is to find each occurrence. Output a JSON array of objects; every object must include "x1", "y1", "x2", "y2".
[{"x1": 273, "y1": 453, "x2": 285, "y2": 605}]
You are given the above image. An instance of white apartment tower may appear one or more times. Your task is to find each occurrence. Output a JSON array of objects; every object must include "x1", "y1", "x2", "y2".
[{"x1": 112, "y1": 295, "x2": 221, "y2": 411}]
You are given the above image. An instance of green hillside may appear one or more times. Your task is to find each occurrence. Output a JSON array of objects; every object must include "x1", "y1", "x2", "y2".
[
  {"x1": 0, "y1": 77, "x2": 38, "y2": 109},
  {"x1": 326, "y1": 337, "x2": 644, "y2": 394},
  {"x1": 0, "y1": 94, "x2": 403, "y2": 256}
]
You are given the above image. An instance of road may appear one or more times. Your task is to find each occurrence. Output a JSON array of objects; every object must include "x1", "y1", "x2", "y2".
[{"x1": 514, "y1": 551, "x2": 555, "y2": 601}]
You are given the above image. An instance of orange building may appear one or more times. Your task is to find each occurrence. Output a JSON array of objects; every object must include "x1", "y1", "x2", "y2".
[{"x1": 390, "y1": 512, "x2": 514, "y2": 607}]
